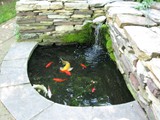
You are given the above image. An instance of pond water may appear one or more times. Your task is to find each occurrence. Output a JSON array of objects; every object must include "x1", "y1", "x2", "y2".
[{"x1": 28, "y1": 44, "x2": 134, "y2": 106}]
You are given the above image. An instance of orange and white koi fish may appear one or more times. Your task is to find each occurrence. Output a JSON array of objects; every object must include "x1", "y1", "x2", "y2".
[
  {"x1": 60, "y1": 58, "x2": 73, "y2": 71},
  {"x1": 80, "y1": 63, "x2": 87, "y2": 69},
  {"x1": 53, "y1": 78, "x2": 67, "y2": 82},
  {"x1": 45, "y1": 61, "x2": 53, "y2": 68},
  {"x1": 47, "y1": 86, "x2": 52, "y2": 98},
  {"x1": 60, "y1": 70, "x2": 71, "y2": 76}
]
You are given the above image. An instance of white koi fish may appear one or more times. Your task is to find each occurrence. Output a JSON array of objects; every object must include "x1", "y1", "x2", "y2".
[
  {"x1": 33, "y1": 84, "x2": 48, "y2": 97},
  {"x1": 47, "y1": 86, "x2": 52, "y2": 98}
]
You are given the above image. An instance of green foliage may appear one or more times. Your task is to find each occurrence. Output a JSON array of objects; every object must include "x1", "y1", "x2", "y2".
[
  {"x1": 101, "y1": 24, "x2": 116, "y2": 62},
  {"x1": 61, "y1": 22, "x2": 94, "y2": 44},
  {"x1": 15, "y1": 25, "x2": 21, "y2": 41},
  {"x1": 0, "y1": 0, "x2": 17, "y2": 24}
]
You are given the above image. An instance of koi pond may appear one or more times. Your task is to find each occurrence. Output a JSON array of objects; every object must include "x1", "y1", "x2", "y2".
[{"x1": 28, "y1": 43, "x2": 134, "y2": 106}]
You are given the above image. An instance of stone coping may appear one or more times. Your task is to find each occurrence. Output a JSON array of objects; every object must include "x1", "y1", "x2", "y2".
[{"x1": 0, "y1": 41, "x2": 148, "y2": 120}]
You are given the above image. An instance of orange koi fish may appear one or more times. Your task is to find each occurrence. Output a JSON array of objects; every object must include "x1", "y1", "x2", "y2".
[
  {"x1": 45, "y1": 62, "x2": 53, "y2": 68},
  {"x1": 80, "y1": 63, "x2": 87, "y2": 69},
  {"x1": 53, "y1": 78, "x2": 67, "y2": 82},
  {"x1": 60, "y1": 70, "x2": 71, "y2": 76},
  {"x1": 92, "y1": 87, "x2": 96, "y2": 93}
]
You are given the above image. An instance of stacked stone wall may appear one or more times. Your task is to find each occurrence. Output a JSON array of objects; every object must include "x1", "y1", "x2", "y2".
[
  {"x1": 105, "y1": 1, "x2": 160, "y2": 120},
  {"x1": 16, "y1": 0, "x2": 105, "y2": 44}
]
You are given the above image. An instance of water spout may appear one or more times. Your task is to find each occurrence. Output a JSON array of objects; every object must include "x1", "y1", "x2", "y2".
[{"x1": 85, "y1": 23, "x2": 104, "y2": 64}]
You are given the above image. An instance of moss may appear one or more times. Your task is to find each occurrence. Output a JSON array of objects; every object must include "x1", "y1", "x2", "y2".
[
  {"x1": 100, "y1": 24, "x2": 116, "y2": 62},
  {"x1": 61, "y1": 22, "x2": 94, "y2": 44}
]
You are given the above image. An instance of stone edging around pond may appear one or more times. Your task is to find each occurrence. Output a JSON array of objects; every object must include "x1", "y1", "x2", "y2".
[{"x1": 0, "y1": 41, "x2": 147, "y2": 120}]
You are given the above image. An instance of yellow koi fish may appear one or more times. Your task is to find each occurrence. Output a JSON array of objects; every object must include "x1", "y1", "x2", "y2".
[{"x1": 60, "y1": 58, "x2": 73, "y2": 71}]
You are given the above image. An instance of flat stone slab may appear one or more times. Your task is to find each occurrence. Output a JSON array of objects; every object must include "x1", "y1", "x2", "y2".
[
  {"x1": 4, "y1": 42, "x2": 38, "y2": 60},
  {"x1": 0, "y1": 72, "x2": 29, "y2": 88},
  {"x1": 144, "y1": 9, "x2": 160, "y2": 24},
  {"x1": 107, "y1": 7, "x2": 143, "y2": 18},
  {"x1": 124, "y1": 26, "x2": 160, "y2": 60},
  {"x1": 32, "y1": 101, "x2": 147, "y2": 120},
  {"x1": 0, "y1": 84, "x2": 53, "y2": 120},
  {"x1": 145, "y1": 58, "x2": 160, "y2": 83},
  {"x1": 88, "y1": 0, "x2": 123, "y2": 7},
  {"x1": 105, "y1": 1, "x2": 141, "y2": 11},
  {"x1": 116, "y1": 14, "x2": 157, "y2": 28}
]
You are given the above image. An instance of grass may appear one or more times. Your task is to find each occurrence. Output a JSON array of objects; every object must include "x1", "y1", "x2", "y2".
[{"x1": 0, "y1": 0, "x2": 17, "y2": 24}]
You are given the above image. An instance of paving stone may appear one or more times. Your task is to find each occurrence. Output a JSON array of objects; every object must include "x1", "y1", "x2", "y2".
[
  {"x1": 1, "y1": 59, "x2": 27, "y2": 68},
  {"x1": 32, "y1": 103, "x2": 92, "y2": 120},
  {"x1": 91, "y1": 101, "x2": 148, "y2": 120},
  {"x1": 116, "y1": 14, "x2": 157, "y2": 28},
  {"x1": 104, "y1": 1, "x2": 141, "y2": 11},
  {"x1": 32, "y1": 101, "x2": 147, "y2": 120},
  {"x1": 0, "y1": 84, "x2": 53, "y2": 120},
  {"x1": 4, "y1": 42, "x2": 38, "y2": 60},
  {"x1": 124, "y1": 26, "x2": 160, "y2": 60},
  {"x1": 0, "y1": 72, "x2": 29, "y2": 88},
  {"x1": 107, "y1": 7, "x2": 143, "y2": 18}
]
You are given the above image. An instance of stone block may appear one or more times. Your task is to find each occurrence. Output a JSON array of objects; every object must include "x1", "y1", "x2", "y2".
[
  {"x1": 54, "y1": 9, "x2": 73, "y2": 16},
  {"x1": 55, "y1": 25, "x2": 74, "y2": 32},
  {"x1": 48, "y1": 15, "x2": 70, "y2": 19},
  {"x1": 124, "y1": 26, "x2": 160, "y2": 60},
  {"x1": 93, "y1": 16, "x2": 106, "y2": 24},
  {"x1": 104, "y1": 1, "x2": 141, "y2": 11},
  {"x1": 16, "y1": 1, "x2": 38, "y2": 12},
  {"x1": 50, "y1": 2, "x2": 63, "y2": 9},
  {"x1": 116, "y1": 14, "x2": 157, "y2": 28},
  {"x1": 146, "y1": 86, "x2": 160, "y2": 105},
  {"x1": 74, "y1": 9, "x2": 93, "y2": 15},
  {"x1": 71, "y1": 14, "x2": 91, "y2": 19},
  {"x1": 151, "y1": 103, "x2": 160, "y2": 120},
  {"x1": 147, "y1": 78, "x2": 160, "y2": 98},
  {"x1": 107, "y1": 7, "x2": 143, "y2": 19},
  {"x1": 130, "y1": 73, "x2": 140, "y2": 90},
  {"x1": 151, "y1": 2, "x2": 160, "y2": 10},
  {"x1": 64, "y1": 2, "x2": 89, "y2": 10},
  {"x1": 36, "y1": 1, "x2": 50, "y2": 10},
  {"x1": 144, "y1": 9, "x2": 160, "y2": 24},
  {"x1": 74, "y1": 25, "x2": 83, "y2": 30}
]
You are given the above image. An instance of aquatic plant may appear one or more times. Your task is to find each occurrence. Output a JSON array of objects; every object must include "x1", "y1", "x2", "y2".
[{"x1": 61, "y1": 22, "x2": 94, "y2": 44}]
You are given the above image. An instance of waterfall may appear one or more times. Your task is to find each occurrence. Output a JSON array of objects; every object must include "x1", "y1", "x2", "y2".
[{"x1": 85, "y1": 23, "x2": 104, "y2": 65}]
